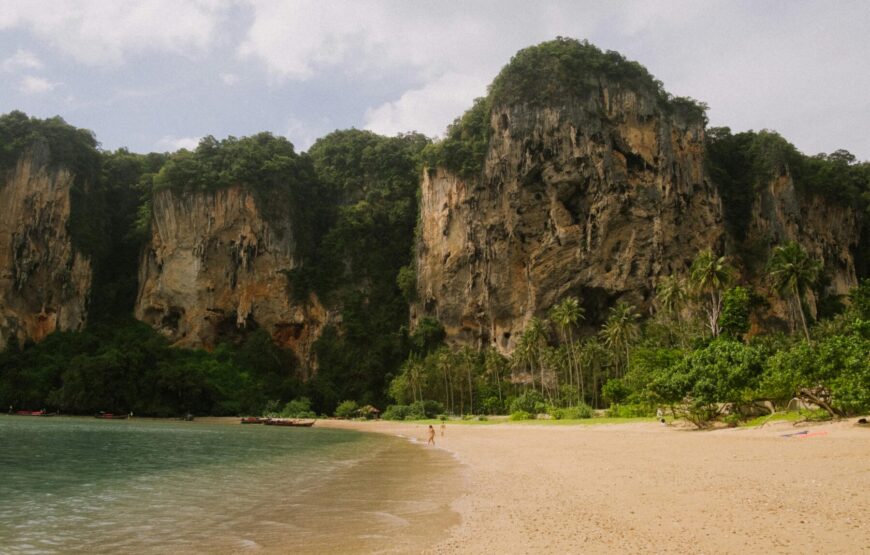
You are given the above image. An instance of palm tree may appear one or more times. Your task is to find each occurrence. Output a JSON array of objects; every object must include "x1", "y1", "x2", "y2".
[
  {"x1": 599, "y1": 302, "x2": 640, "y2": 378},
  {"x1": 548, "y1": 296, "x2": 585, "y2": 405},
  {"x1": 768, "y1": 242, "x2": 821, "y2": 342},
  {"x1": 518, "y1": 317, "x2": 549, "y2": 397},
  {"x1": 580, "y1": 338, "x2": 607, "y2": 408},
  {"x1": 690, "y1": 249, "x2": 734, "y2": 337},
  {"x1": 655, "y1": 275, "x2": 688, "y2": 346}
]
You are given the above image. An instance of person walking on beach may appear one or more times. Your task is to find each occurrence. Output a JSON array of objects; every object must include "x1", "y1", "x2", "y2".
[
  {"x1": 427, "y1": 425, "x2": 436, "y2": 446},
  {"x1": 440, "y1": 421, "x2": 446, "y2": 437}
]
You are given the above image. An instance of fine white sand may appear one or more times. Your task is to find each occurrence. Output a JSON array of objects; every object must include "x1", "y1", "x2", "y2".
[{"x1": 318, "y1": 418, "x2": 870, "y2": 554}]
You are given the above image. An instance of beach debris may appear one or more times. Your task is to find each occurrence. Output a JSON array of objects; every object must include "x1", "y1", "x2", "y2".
[
  {"x1": 781, "y1": 430, "x2": 828, "y2": 439},
  {"x1": 857, "y1": 417, "x2": 868, "y2": 426}
]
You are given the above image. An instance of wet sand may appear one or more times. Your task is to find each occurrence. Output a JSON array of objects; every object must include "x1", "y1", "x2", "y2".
[{"x1": 318, "y1": 418, "x2": 870, "y2": 554}]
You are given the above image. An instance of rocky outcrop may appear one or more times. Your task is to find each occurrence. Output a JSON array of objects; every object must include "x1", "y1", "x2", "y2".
[
  {"x1": 743, "y1": 174, "x2": 861, "y2": 324},
  {"x1": 413, "y1": 85, "x2": 724, "y2": 353},
  {"x1": 135, "y1": 186, "x2": 335, "y2": 374},
  {"x1": 0, "y1": 147, "x2": 92, "y2": 349}
]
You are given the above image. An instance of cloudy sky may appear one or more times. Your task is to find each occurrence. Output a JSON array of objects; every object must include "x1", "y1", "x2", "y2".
[{"x1": 1, "y1": 0, "x2": 868, "y2": 159}]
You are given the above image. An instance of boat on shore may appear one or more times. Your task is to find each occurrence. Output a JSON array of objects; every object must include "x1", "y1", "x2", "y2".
[
  {"x1": 14, "y1": 410, "x2": 56, "y2": 416},
  {"x1": 240, "y1": 417, "x2": 265, "y2": 424},
  {"x1": 94, "y1": 412, "x2": 129, "y2": 420},
  {"x1": 263, "y1": 418, "x2": 315, "y2": 427}
]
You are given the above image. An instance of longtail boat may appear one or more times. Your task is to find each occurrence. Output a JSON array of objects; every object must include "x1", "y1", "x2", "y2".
[
  {"x1": 94, "y1": 412, "x2": 129, "y2": 420},
  {"x1": 14, "y1": 410, "x2": 56, "y2": 416},
  {"x1": 263, "y1": 418, "x2": 315, "y2": 427}
]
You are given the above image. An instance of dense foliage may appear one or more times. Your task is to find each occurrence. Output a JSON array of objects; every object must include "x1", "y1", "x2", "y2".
[
  {"x1": 151, "y1": 133, "x2": 322, "y2": 252},
  {"x1": 286, "y1": 130, "x2": 429, "y2": 412},
  {"x1": 706, "y1": 127, "x2": 870, "y2": 274},
  {"x1": 385, "y1": 254, "x2": 870, "y2": 426},
  {"x1": 0, "y1": 111, "x2": 105, "y2": 260},
  {"x1": 0, "y1": 323, "x2": 303, "y2": 416}
]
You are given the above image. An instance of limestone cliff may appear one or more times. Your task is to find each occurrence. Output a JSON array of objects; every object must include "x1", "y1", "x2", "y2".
[
  {"x1": 414, "y1": 85, "x2": 724, "y2": 353},
  {"x1": 0, "y1": 146, "x2": 92, "y2": 349},
  {"x1": 742, "y1": 174, "x2": 861, "y2": 325},
  {"x1": 135, "y1": 186, "x2": 335, "y2": 375}
]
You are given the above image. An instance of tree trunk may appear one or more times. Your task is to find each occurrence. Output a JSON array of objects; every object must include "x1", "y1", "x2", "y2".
[{"x1": 795, "y1": 290, "x2": 811, "y2": 342}]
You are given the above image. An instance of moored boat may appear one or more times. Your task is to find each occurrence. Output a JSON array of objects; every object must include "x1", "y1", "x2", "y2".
[
  {"x1": 263, "y1": 418, "x2": 315, "y2": 427},
  {"x1": 94, "y1": 412, "x2": 129, "y2": 420}
]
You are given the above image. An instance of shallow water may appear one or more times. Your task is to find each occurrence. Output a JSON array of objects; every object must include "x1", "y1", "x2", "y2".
[{"x1": 0, "y1": 417, "x2": 460, "y2": 554}]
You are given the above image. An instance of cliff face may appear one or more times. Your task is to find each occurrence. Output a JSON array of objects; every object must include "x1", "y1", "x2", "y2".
[
  {"x1": 135, "y1": 187, "x2": 335, "y2": 375},
  {"x1": 744, "y1": 174, "x2": 861, "y2": 323},
  {"x1": 0, "y1": 148, "x2": 92, "y2": 349},
  {"x1": 414, "y1": 86, "x2": 724, "y2": 352}
]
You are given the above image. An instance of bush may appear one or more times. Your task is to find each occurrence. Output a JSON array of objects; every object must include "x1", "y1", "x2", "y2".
[
  {"x1": 606, "y1": 404, "x2": 654, "y2": 418},
  {"x1": 334, "y1": 400, "x2": 359, "y2": 419},
  {"x1": 509, "y1": 410, "x2": 533, "y2": 421},
  {"x1": 601, "y1": 379, "x2": 629, "y2": 406},
  {"x1": 382, "y1": 405, "x2": 411, "y2": 421},
  {"x1": 410, "y1": 399, "x2": 445, "y2": 419},
  {"x1": 548, "y1": 404, "x2": 593, "y2": 420},
  {"x1": 280, "y1": 397, "x2": 316, "y2": 418},
  {"x1": 509, "y1": 390, "x2": 545, "y2": 414}
]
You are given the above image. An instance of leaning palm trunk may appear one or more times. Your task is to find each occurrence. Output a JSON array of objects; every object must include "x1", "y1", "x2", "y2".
[{"x1": 794, "y1": 289, "x2": 811, "y2": 342}]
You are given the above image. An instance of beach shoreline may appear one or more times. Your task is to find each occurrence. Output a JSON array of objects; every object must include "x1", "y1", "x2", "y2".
[{"x1": 317, "y1": 418, "x2": 870, "y2": 554}]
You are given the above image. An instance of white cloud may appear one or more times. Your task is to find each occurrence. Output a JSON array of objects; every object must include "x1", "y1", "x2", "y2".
[
  {"x1": 364, "y1": 72, "x2": 489, "y2": 138},
  {"x1": 2, "y1": 49, "x2": 43, "y2": 72},
  {"x1": 220, "y1": 72, "x2": 239, "y2": 85},
  {"x1": 156, "y1": 135, "x2": 201, "y2": 152},
  {"x1": 0, "y1": 0, "x2": 228, "y2": 66},
  {"x1": 18, "y1": 75, "x2": 58, "y2": 94}
]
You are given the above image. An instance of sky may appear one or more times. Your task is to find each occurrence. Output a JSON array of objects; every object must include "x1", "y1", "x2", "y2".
[{"x1": 1, "y1": 0, "x2": 868, "y2": 159}]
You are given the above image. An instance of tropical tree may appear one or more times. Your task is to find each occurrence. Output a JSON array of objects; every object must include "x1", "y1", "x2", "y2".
[
  {"x1": 599, "y1": 302, "x2": 640, "y2": 379},
  {"x1": 768, "y1": 242, "x2": 822, "y2": 341},
  {"x1": 655, "y1": 275, "x2": 689, "y2": 346},
  {"x1": 690, "y1": 249, "x2": 735, "y2": 337},
  {"x1": 515, "y1": 317, "x2": 550, "y2": 397},
  {"x1": 580, "y1": 338, "x2": 608, "y2": 407},
  {"x1": 548, "y1": 296, "x2": 585, "y2": 404}
]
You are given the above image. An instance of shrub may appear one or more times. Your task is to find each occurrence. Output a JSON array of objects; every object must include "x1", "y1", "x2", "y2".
[
  {"x1": 410, "y1": 399, "x2": 445, "y2": 419},
  {"x1": 509, "y1": 410, "x2": 533, "y2": 421},
  {"x1": 601, "y1": 379, "x2": 629, "y2": 406},
  {"x1": 509, "y1": 390, "x2": 545, "y2": 414},
  {"x1": 280, "y1": 397, "x2": 316, "y2": 418},
  {"x1": 606, "y1": 404, "x2": 654, "y2": 418},
  {"x1": 382, "y1": 405, "x2": 411, "y2": 421},
  {"x1": 334, "y1": 400, "x2": 359, "y2": 419}
]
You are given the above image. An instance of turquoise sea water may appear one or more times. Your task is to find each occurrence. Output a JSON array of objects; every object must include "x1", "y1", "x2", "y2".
[{"x1": 0, "y1": 417, "x2": 460, "y2": 554}]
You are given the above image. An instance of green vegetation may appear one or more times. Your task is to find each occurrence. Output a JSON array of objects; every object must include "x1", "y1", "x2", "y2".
[
  {"x1": 0, "y1": 323, "x2": 304, "y2": 416},
  {"x1": 152, "y1": 133, "x2": 322, "y2": 251},
  {"x1": 705, "y1": 127, "x2": 870, "y2": 274},
  {"x1": 421, "y1": 96, "x2": 492, "y2": 179},
  {"x1": 385, "y1": 250, "x2": 870, "y2": 428}
]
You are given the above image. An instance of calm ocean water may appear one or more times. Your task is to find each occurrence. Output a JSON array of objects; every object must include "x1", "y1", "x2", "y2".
[{"x1": 0, "y1": 417, "x2": 460, "y2": 554}]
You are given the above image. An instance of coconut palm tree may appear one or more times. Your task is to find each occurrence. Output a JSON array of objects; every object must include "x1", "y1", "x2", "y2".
[
  {"x1": 548, "y1": 296, "x2": 585, "y2": 405},
  {"x1": 517, "y1": 317, "x2": 549, "y2": 397},
  {"x1": 690, "y1": 249, "x2": 735, "y2": 337},
  {"x1": 599, "y1": 302, "x2": 640, "y2": 378},
  {"x1": 580, "y1": 338, "x2": 608, "y2": 408},
  {"x1": 655, "y1": 275, "x2": 688, "y2": 346},
  {"x1": 768, "y1": 241, "x2": 821, "y2": 342}
]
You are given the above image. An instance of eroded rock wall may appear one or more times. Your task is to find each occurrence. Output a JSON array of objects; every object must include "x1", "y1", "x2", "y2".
[
  {"x1": 414, "y1": 86, "x2": 724, "y2": 353},
  {"x1": 0, "y1": 148, "x2": 92, "y2": 349},
  {"x1": 135, "y1": 186, "x2": 335, "y2": 375},
  {"x1": 743, "y1": 174, "x2": 861, "y2": 324}
]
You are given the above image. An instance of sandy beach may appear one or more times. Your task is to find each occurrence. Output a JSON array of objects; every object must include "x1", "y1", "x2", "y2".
[{"x1": 317, "y1": 418, "x2": 870, "y2": 554}]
